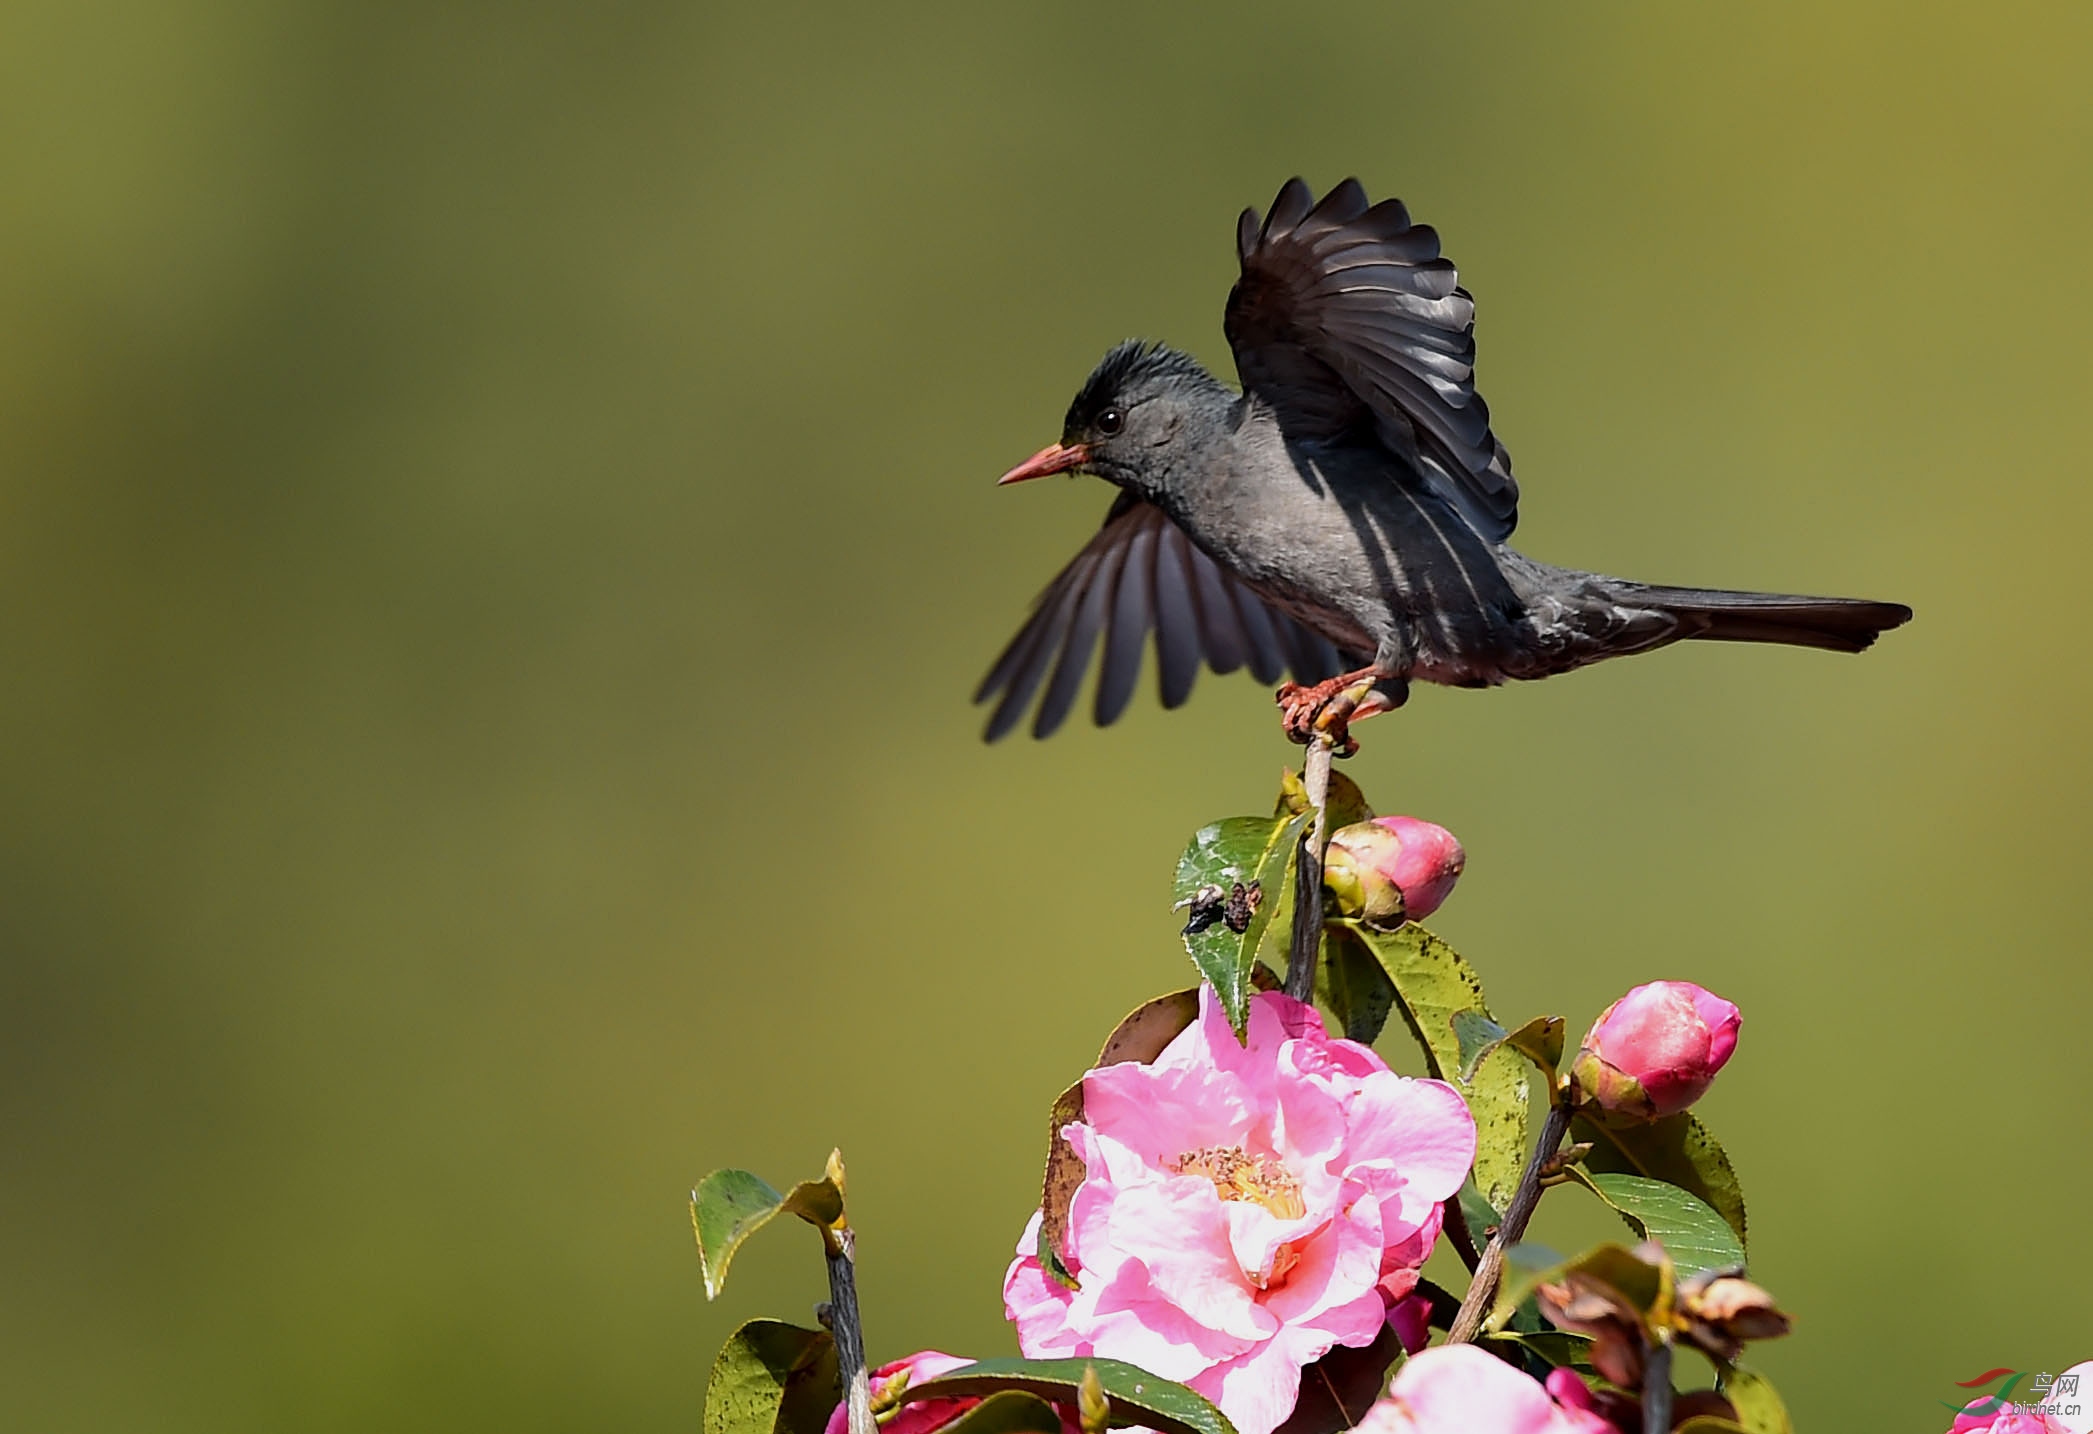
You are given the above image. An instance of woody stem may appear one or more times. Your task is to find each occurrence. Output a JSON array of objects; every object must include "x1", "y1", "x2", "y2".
[
  {"x1": 1283, "y1": 732, "x2": 1334, "y2": 1003},
  {"x1": 1444, "y1": 1096, "x2": 1575, "y2": 1343},
  {"x1": 823, "y1": 1223, "x2": 874, "y2": 1434}
]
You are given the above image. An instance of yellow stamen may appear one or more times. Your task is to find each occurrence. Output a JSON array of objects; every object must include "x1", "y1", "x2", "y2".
[{"x1": 1171, "y1": 1145, "x2": 1307, "y2": 1220}]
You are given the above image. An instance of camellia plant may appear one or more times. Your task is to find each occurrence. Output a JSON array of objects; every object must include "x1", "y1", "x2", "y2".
[{"x1": 692, "y1": 738, "x2": 1801, "y2": 1434}]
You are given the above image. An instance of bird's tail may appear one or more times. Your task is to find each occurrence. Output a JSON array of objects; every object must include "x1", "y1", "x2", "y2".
[{"x1": 1620, "y1": 583, "x2": 1913, "y2": 654}]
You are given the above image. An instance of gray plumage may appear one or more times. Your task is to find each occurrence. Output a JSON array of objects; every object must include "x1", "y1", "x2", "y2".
[{"x1": 979, "y1": 178, "x2": 1910, "y2": 741}]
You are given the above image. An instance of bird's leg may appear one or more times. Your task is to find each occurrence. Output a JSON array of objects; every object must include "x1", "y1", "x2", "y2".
[{"x1": 1275, "y1": 668, "x2": 1395, "y2": 758}]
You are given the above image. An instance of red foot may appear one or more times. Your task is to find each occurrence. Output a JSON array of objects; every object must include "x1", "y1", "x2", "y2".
[{"x1": 1274, "y1": 668, "x2": 1387, "y2": 758}]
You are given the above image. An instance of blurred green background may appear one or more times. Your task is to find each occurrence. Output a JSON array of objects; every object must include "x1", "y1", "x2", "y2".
[{"x1": 4, "y1": 1, "x2": 2089, "y2": 1429}]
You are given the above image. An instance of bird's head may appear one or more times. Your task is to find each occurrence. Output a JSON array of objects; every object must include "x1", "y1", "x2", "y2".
[{"x1": 997, "y1": 341, "x2": 1233, "y2": 501}]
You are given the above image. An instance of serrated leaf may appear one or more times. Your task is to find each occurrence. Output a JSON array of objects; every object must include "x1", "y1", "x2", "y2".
[
  {"x1": 1175, "y1": 814, "x2": 1312, "y2": 1035},
  {"x1": 1037, "y1": 989, "x2": 1203, "y2": 1282},
  {"x1": 1454, "y1": 1011, "x2": 1565, "y2": 1083},
  {"x1": 1316, "y1": 921, "x2": 1395, "y2": 1043},
  {"x1": 1335, "y1": 923, "x2": 1489, "y2": 1074},
  {"x1": 1338, "y1": 922, "x2": 1531, "y2": 1210},
  {"x1": 1251, "y1": 852, "x2": 1301, "y2": 983},
  {"x1": 1718, "y1": 1363, "x2": 1793, "y2": 1434},
  {"x1": 909, "y1": 1358, "x2": 1236, "y2": 1434},
  {"x1": 936, "y1": 1392, "x2": 1067, "y2": 1434},
  {"x1": 704, "y1": 1320, "x2": 839, "y2": 1434},
  {"x1": 1574, "y1": 1111, "x2": 1747, "y2": 1251},
  {"x1": 1465, "y1": 1048, "x2": 1532, "y2": 1216},
  {"x1": 1566, "y1": 1170, "x2": 1744, "y2": 1278},
  {"x1": 691, "y1": 1166, "x2": 846, "y2": 1300}
]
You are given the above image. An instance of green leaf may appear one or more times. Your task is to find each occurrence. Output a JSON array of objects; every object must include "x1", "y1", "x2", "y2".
[
  {"x1": 1316, "y1": 922, "x2": 1395, "y2": 1043},
  {"x1": 1277, "y1": 767, "x2": 1374, "y2": 831},
  {"x1": 1574, "y1": 1111, "x2": 1747, "y2": 1251},
  {"x1": 935, "y1": 1392, "x2": 1067, "y2": 1434},
  {"x1": 1037, "y1": 989, "x2": 1204, "y2": 1282},
  {"x1": 1175, "y1": 813, "x2": 1312, "y2": 1035},
  {"x1": 909, "y1": 1358, "x2": 1237, "y2": 1434},
  {"x1": 1479, "y1": 1328, "x2": 1592, "y2": 1371},
  {"x1": 691, "y1": 1165, "x2": 845, "y2": 1300},
  {"x1": 1451, "y1": 1009, "x2": 1507, "y2": 1079},
  {"x1": 1250, "y1": 855, "x2": 1300, "y2": 980},
  {"x1": 1338, "y1": 922, "x2": 1531, "y2": 1211},
  {"x1": 1463, "y1": 1049, "x2": 1531, "y2": 1214},
  {"x1": 1564, "y1": 1170, "x2": 1744, "y2": 1278},
  {"x1": 704, "y1": 1320, "x2": 839, "y2": 1434},
  {"x1": 1453, "y1": 1011, "x2": 1565, "y2": 1083},
  {"x1": 1458, "y1": 1178, "x2": 1505, "y2": 1245},
  {"x1": 1718, "y1": 1363, "x2": 1793, "y2": 1434},
  {"x1": 1675, "y1": 1420, "x2": 1752, "y2": 1434},
  {"x1": 1488, "y1": 1242, "x2": 1570, "y2": 1332},
  {"x1": 1487, "y1": 1240, "x2": 1671, "y2": 1335}
]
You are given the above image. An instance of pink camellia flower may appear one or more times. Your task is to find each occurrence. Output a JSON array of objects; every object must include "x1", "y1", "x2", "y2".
[
  {"x1": 1569, "y1": 980, "x2": 1742, "y2": 1120},
  {"x1": 825, "y1": 1352, "x2": 1082, "y2": 1434},
  {"x1": 1353, "y1": 1345, "x2": 1613, "y2": 1434},
  {"x1": 1323, "y1": 816, "x2": 1466, "y2": 926},
  {"x1": 1003, "y1": 987, "x2": 1475, "y2": 1434},
  {"x1": 1948, "y1": 1395, "x2": 2071, "y2": 1434}
]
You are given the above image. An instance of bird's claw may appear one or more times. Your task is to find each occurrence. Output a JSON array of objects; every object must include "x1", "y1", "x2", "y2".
[{"x1": 1275, "y1": 676, "x2": 1376, "y2": 758}]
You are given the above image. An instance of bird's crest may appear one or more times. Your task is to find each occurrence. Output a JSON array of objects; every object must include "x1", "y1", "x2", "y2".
[{"x1": 1064, "y1": 340, "x2": 1219, "y2": 435}]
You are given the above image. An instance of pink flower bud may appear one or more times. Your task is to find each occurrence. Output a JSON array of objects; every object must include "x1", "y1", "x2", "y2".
[
  {"x1": 1570, "y1": 981, "x2": 1741, "y2": 1120},
  {"x1": 1385, "y1": 1291, "x2": 1433, "y2": 1356},
  {"x1": 1323, "y1": 816, "x2": 1465, "y2": 927},
  {"x1": 829, "y1": 1352, "x2": 979, "y2": 1434},
  {"x1": 831, "y1": 1352, "x2": 1083, "y2": 1434}
]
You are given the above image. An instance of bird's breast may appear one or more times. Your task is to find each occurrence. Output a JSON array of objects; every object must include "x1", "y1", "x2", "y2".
[{"x1": 1166, "y1": 449, "x2": 1539, "y2": 683}]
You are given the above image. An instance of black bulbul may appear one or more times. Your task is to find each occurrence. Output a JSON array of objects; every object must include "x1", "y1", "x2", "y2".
[{"x1": 979, "y1": 178, "x2": 1910, "y2": 747}]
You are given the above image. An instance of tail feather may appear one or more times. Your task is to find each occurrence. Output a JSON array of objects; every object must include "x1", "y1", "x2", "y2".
[{"x1": 1624, "y1": 584, "x2": 1913, "y2": 654}]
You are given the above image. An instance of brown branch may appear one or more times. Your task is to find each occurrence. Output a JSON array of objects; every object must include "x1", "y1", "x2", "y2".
[
  {"x1": 822, "y1": 1220, "x2": 874, "y2": 1434},
  {"x1": 1282, "y1": 733, "x2": 1334, "y2": 1003},
  {"x1": 1445, "y1": 1097, "x2": 1575, "y2": 1343},
  {"x1": 1641, "y1": 1338, "x2": 1673, "y2": 1434}
]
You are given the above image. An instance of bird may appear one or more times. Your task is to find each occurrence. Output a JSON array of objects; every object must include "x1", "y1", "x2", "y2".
[{"x1": 976, "y1": 177, "x2": 1910, "y2": 750}]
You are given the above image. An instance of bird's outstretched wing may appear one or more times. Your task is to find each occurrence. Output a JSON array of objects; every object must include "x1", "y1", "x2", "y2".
[
  {"x1": 976, "y1": 496, "x2": 1356, "y2": 740},
  {"x1": 1225, "y1": 177, "x2": 1520, "y2": 541}
]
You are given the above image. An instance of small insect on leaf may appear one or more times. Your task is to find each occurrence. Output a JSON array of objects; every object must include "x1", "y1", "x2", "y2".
[
  {"x1": 1221, "y1": 881, "x2": 1262, "y2": 935},
  {"x1": 1176, "y1": 883, "x2": 1229, "y2": 936}
]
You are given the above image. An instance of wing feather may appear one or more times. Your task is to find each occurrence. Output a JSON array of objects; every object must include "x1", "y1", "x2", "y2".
[
  {"x1": 1186, "y1": 543, "x2": 1248, "y2": 675},
  {"x1": 1032, "y1": 524, "x2": 1124, "y2": 738},
  {"x1": 1094, "y1": 512, "x2": 1154, "y2": 726},
  {"x1": 1226, "y1": 177, "x2": 1521, "y2": 540},
  {"x1": 1229, "y1": 579, "x2": 1289, "y2": 685},
  {"x1": 1152, "y1": 523, "x2": 1203, "y2": 708},
  {"x1": 977, "y1": 499, "x2": 1367, "y2": 739},
  {"x1": 981, "y1": 549, "x2": 1094, "y2": 741}
]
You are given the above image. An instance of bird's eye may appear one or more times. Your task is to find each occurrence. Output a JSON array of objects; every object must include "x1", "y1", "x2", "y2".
[{"x1": 1096, "y1": 407, "x2": 1124, "y2": 436}]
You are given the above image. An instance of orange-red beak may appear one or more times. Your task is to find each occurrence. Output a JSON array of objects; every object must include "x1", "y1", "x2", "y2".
[{"x1": 996, "y1": 441, "x2": 1092, "y2": 485}]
